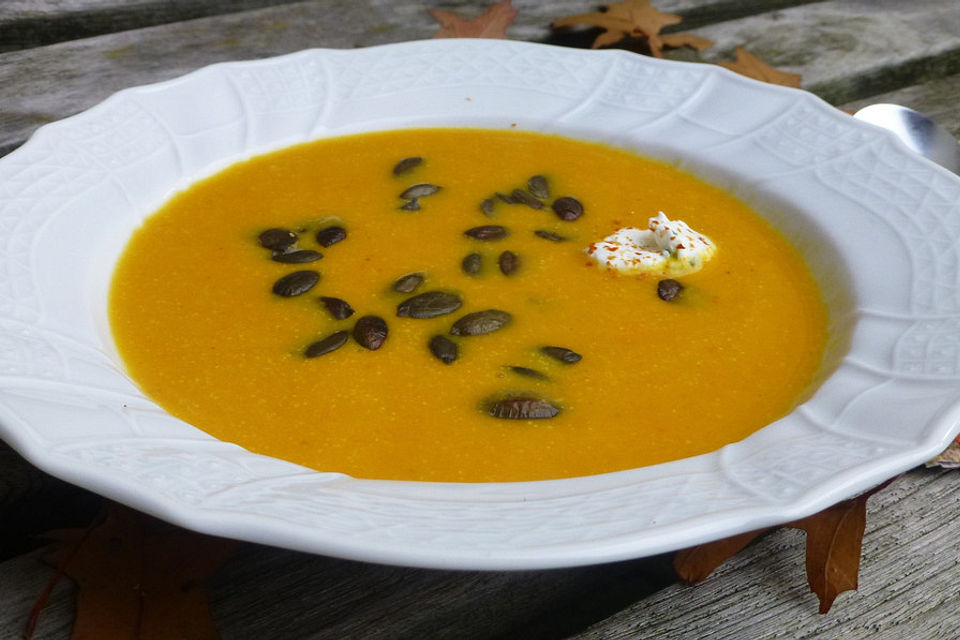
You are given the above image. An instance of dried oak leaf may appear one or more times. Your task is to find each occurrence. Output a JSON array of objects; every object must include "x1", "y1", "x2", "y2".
[
  {"x1": 431, "y1": 0, "x2": 518, "y2": 39},
  {"x1": 551, "y1": 0, "x2": 712, "y2": 57},
  {"x1": 29, "y1": 502, "x2": 236, "y2": 640},
  {"x1": 674, "y1": 479, "x2": 894, "y2": 614},
  {"x1": 715, "y1": 46, "x2": 802, "y2": 88}
]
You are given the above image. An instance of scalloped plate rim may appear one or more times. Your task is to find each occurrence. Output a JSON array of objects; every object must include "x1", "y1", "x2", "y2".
[{"x1": 1, "y1": 39, "x2": 959, "y2": 569}]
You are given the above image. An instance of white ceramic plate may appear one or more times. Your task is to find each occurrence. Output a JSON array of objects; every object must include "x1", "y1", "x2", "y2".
[{"x1": 2, "y1": 39, "x2": 959, "y2": 570}]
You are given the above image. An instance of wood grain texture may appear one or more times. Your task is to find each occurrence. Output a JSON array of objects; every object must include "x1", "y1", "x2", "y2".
[
  {"x1": 842, "y1": 73, "x2": 960, "y2": 138},
  {"x1": 2, "y1": 536, "x2": 672, "y2": 639},
  {"x1": 0, "y1": 1, "x2": 303, "y2": 52},
  {"x1": 680, "y1": 0, "x2": 960, "y2": 104},
  {"x1": 2, "y1": 0, "x2": 801, "y2": 53},
  {"x1": 572, "y1": 470, "x2": 960, "y2": 640},
  {"x1": 3, "y1": 469, "x2": 956, "y2": 639},
  {"x1": 3, "y1": 0, "x2": 959, "y2": 157}
]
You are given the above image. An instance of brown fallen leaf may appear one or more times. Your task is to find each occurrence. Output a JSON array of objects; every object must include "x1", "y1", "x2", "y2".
[
  {"x1": 791, "y1": 494, "x2": 870, "y2": 613},
  {"x1": 674, "y1": 528, "x2": 771, "y2": 585},
  {"x1": 29, "y1": 502, "x2": 236, "y2": 640},
  {"x1": 715, "y1": 46, "x2": 802, "y2": 88},
  {"x1": 673, "y1": 479, "x2": 895, "y2": 613},
  {"x1": 659, "y1": 33, "x2": 715, "y2": 54},
  {"x1": 552, "y1": 0, "x2": 712, "y2": 57},
  {"x1": 431, "y1": 0, "x2": 518, "y2": 39},
  {"x1": 925, "y1": 434, "x2": 960, "y2": 468}
]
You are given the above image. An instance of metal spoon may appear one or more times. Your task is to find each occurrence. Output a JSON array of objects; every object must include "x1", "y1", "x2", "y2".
[{"x1": 853, "y1": 103, "x2": 960, "y2": 174}]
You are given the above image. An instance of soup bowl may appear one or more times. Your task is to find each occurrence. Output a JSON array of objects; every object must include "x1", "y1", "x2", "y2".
[{"x1": 1, "y1": 39, "x2": 958, "y2": 569}]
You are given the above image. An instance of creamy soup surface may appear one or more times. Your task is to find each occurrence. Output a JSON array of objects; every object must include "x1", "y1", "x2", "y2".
[{"x1": 109, "y1": 129, "x2": 828, "y2": 483}]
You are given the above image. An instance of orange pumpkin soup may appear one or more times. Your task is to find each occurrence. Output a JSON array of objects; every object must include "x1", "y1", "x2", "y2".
[{"x1": 109, "y1": 129, "x2": 827, "y2": 483}]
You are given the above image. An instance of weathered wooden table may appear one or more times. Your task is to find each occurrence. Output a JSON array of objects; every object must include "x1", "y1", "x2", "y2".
[{"x1": 2, "y1": 1, "x2": 960, "y2": 638}]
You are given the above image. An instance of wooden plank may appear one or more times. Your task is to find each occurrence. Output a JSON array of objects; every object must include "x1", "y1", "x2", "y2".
[
  {"x1": 0, "y1": 0, "x2": 938, "y2": 157},
  {"x1": 3, "y1": 468, "x2": 955, "y2": 639},
  {"x1": 0, "y1": 1, "x2": 303, "y2": 52},
  {"x1": 0, "y1": 531, "x2": 672, "y2": 639},
  {"x1": 571, "y1": 469, "x2": 960, "y2": 640},
  {"x1": 0, "y1": 0, "x2": 821, "y2": 52},
  {"x1": 0, "y1": 551, "x2": 75, "y2": 640},
  {"x1": 680, "y1": 0, "x2": 960, "y2": 104},
  {"x1": 842, "y1": 73, "x2": 960, "y2": 139}
]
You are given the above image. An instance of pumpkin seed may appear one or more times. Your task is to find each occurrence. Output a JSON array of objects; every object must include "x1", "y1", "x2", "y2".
[
  {"x1": 486, "y1": 395, "x2": 561, "y2": 419},
  {"x1": 461, "y1": 252, "x2": 483, "y2": 276},
  {"x1": 540, "y1": 346, "x2": 582, "y2": 364},
  {"x1": 271, "y1": 249, "x2": 323, "y2": 263},
  {"x1": 511, "y1": 188, "x2": 543, "y2": 210},
  {"x1": 400, "y1": 183, "x2": 441, "y2": 199},
  {"x1": 393, "y1": 156, "x2": 423, "y2": 176},
  {"x1": 353, "y1": 315, "x2": 388, "y2": 350},
  {"x1": 397, "y1": 291, "x2": 463, "y2": 319},
  {"x1": 464, "y1": 225, "x2": 508, "y2": 240},
  {"x1": 495, "y1": 192, "x2": 517, "y2": 204},
  {"x1": 304, "y1": 331, "x2": 349, "y2": 358},
  {"x1": 527, "y1": 175, "x2": 550, "y2": 200},
  {"x1": 450, "y1": 309, "x2": 512, "y2": 336},
  {"x1": 318, "y1": 296, "x2": 355, "y2": 320},
  {"x1": 428, "y1": 335, "x2": 459, "y2": 364},
  {"x1": 509, "y1": 366, "x2": 549, "y2": 380},
  {"x1": 392, "y1": 272, "x2": 425, "y2": 293},
  {"x1": 272, "y1": 270, "x2": 320, "y2": 297},
  {"x1": 657, "y1": 279, "x2": 684, "y2": 302},
  {"x1": 552, "y1": 196, "x2": 584, "y2": 221},
  {"x1": 399, "y1": 198, "x2": 420, "y2": 212},
  {"x1": 258, "y1": 228, "x2": 298, "y2": 252},
  {"x1": 480, "y1": 198, "x2": 495, "y2": 216},
  {"x1": 498, "y1": 250, "x2": 519, "y2": 276},
  {"x1": 534, "y1": 229, "x2": 568, "y2": 242},
  {"x1": 315, "y1": 226, "x2": 347, "y2": 247}
]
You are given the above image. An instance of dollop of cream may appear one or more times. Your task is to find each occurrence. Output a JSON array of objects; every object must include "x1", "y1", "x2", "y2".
[{"x1": 584, "y1": 212, "x2": 716, "y2": 276}]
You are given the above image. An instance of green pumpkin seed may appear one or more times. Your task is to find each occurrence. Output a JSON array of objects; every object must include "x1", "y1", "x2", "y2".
[
  {"x1": 464, "y1": 225, "x2": 508, "y2": 240},
  {"x1": 461, "y1": 252, "x2": 482, "y2": 276},
  {"x1": 393, "y1": 156, "x2": 423, "y2": 176},
  {"x1": 509, "y1": 366, "x2": 549, "y2": 380},
  {"x1": 353, "y1": 315, "x2": 388, "y2": 350},
  {"x1": 496, "y1": 192, "x2": 517, "y2": 204},
  {"x1": 400, "y1": 183, "x2": 441, "y2": 199},
  {"x1": 498, "y1": 250, "x2": 519, "y2": 276},
  {"x1": 258, "y1": 228, "x2": 298, "y2": 252},
  {"x1": 315, "y1": 226, "x2": 347, "y2": 247},
  {"x1": 304, "y1": 331, "x2": 349, "y2": 358},
  {"x1": 485, "y1": 395, "x2": 561, "y2": 419},
  {"x1": 657, "y1": 279, "x2": 683, "y2": 301},
  {"x1": 271, "y1": 249, "x2": 323, "y2": 263},
  {"x1": 392, "y1": 272, "x2": 425, "y2": 293},
  {"x1": 511, "y1": 188, "x2": 543, "y2": 210},
  {"x1": 552, "y1": 196, "x2": 584, "y2": 221},
  {"x1": 397, "y1": 291, "x2": 463, "y2": 319},
  {"x1": 272, "y1": 270, "x2": 320, "y2": 297},
  {"x1": 534, "y1": 229, "x2": 568, "y2": 242},
  {"x1": 318, "y1": 296, "x2": 355, "y2": 320},
  {"x1": 527, "y1": 175, "x2": 550, "y2": 200},
  {"x1": 399, "y1": 198, "x2": 421, "y2": 212},
  {"x1": 428, "y1": 335, "x2": 459, "y2": 364},
  {"x1": 450, "y1": 309, "x2": 512, "y2": 336},
  {"x1": 540, "y1": 346, "x2": 582, "y2": 364}
]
